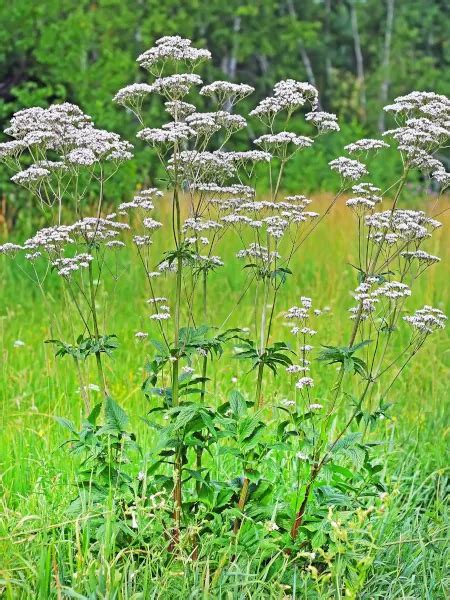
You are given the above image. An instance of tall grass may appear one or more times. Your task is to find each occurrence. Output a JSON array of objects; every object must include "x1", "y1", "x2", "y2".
[{"x1": 0, "y1": 198, "x2": 448, "y2": 598}]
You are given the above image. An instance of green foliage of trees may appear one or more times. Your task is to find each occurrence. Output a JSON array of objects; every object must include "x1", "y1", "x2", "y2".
[{"x1": 0, "y1": 0, "x2": 448, "y2": 203}]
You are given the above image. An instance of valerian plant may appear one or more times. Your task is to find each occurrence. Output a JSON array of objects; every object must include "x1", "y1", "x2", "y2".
[{"x1": 0, "y1": 35, "x2": 448, "y2": 589}]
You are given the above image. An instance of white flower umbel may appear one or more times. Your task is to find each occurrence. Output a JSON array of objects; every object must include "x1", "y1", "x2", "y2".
[
  {"x1": 137, "y1": 36, "x2": 211, "y2": 73},
  {"x1": 305, "y1": 111, "x2": 340, "y2": 133},
  {"x1": 403, "y1": 305, "x2": 447, "y2": 334},
  {"x1": 329, "y1": 157, "x2": 368, "y2": 182}
]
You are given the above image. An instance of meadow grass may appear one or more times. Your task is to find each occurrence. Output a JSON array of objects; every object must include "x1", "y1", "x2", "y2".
[{"x1": 0, "y1": 197, "x2": 448, "y2": 598}]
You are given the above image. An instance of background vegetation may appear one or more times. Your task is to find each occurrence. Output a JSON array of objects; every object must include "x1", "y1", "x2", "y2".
[
  {"x1": 1, "y1": 201, "x2": 448, "y2": 598},
  {"x1": 1, "y1": 0, "x2": 449, "y2": 228}
]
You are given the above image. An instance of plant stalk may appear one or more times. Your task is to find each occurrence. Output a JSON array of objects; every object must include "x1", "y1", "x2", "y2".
[{"x1": 88, "y1": 261, "x2": 107, "y2": 398}]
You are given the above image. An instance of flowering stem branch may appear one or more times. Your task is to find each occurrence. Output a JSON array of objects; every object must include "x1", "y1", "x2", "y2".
[{"x1": 291, "y1": 170, "x2": 410, "y2": 541}]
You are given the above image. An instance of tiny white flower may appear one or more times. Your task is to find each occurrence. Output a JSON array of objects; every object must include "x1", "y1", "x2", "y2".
[
  {"x1": 296, "y1": 452, "x2": 309, "y2": 461},
  {"x1": 264, "y1": 520, "x2": 279, "y2": 532}
]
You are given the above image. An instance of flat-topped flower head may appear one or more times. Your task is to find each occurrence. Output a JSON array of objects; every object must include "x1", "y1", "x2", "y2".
[
  {"x1": 137, "y1": 122, "x2": 196, "y2": 145},
  {"x1": 296, "y1": 377, "x2": 314, "y2": 389},
  {"x1": 188, "y1": 183, "x2": 254, "y2": 198},
  {"x1": 250, "y1": 79, "x2": 319, "y2": 121},
  {"x1": 403, "y1": 305, "x2": 447, "y2": 334},
  {"x1": 384, "y1": 91, "x2": 450, "y2": 120},
  {"x1": 113, "y1": 83, "x2": 154, "y2": 108},
  {"x1": 5, "y1": 103, "x2": 92, "y2": 148},
  {"x1": 0, "y1": 140, "x2": 27, "y2": 163},
  {"x1": 169, "y1": 150, "x2": 236, "y2": 183},
  {"x1": 137, "y1": 36, "x2": 211, "y2": 72},
  {"x1": 345, "y1": 139, "x2": 390, "y2": 154},
  {"x1": 164, "y1": 101, "x2": 196, "y2": 119},
  {"x1": 151, "y1": 74, "x2": 203, "y2": 99},
  {"x1": 11, "y1": 165, "x2": 51, "y2": 186},
  {"x1": 401, "y1": 250, "x2": 440, "y2": 265},
  {"x1": 373, "y1": 281, "x2": 411, "y2": 300},
  {"x1": 254, "y1": 132, "x2": 313, "y2": 159},
  {"x1": 346, "y1": 196, "x2": 380, "y2": 215},
  {"x1": 51, "y1": 253, "x2": 94, "y2": 278},
  {"x1": 199, "y1": 81, "x2": 254, "y2": 106},
  {"x1": 329, "y1": 157, "x2": 368, "y2": 182},
  {"x1": 305, "y1": 111, "x2": 340, "y2": 133},
  {"x1": 366, "y1": 209, "x2": 441, "y2": 244}
]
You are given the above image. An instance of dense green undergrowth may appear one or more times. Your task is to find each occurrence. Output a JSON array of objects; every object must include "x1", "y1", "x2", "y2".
[{"x1": 0, "y1": 202, "x2": 448, "y2": 599}]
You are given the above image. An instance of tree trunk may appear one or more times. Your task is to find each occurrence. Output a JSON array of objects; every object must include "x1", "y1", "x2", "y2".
[
  {"x1": 378, "y1": 0, "x2": 395, "y2": 132},
  {"x1": 349, "y1": 0, "x2": 367, "y2": 121},
  {"x1": 286, "y1": 0, "x2": 322, "y2": 108}
]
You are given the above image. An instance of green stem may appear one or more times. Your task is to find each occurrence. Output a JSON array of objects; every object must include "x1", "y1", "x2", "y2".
[
  {"x1": 171, "y1": 183, "x2": 183, "y2": 545},
  {"x1": 255, "y1": 361, "x2": 264, "y2": 410},
  {"x1": 88, "y1": 262, "x2": 107, "y2": 398},
  {"x1": 195, "y1": 270, "x2": 209, "y2": 497},
  {"x1": 233, "y1": 476, "x2": 250, "y2": 534}
]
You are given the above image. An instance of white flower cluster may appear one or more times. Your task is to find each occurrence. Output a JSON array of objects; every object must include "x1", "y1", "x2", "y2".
[
  {"x1": 1, "y1": 103, "x2": 133, "y2": 180},
  {"x1": 182, "y1": 218, "x2": 222, "y2": 233},
  {"x1": 1, "y1": 216, "x2": 129, "y2": 259},
  {"x1": 199, "y1": 81, "x2": 254, "y2": 106},
  {"x1": 403, "y1": 305, "x2": 447, "y2": 334},
  {"x1": 400, "y1": 250, "x2": 440, "y2": 265},
  {"x1": 185, "y1": 112, "x2": 221, "y2": 136},
  {"x1": 229, "y1": 151, "x2": 272, "y2": 165},
  {"x1": 195, "y1": 255, "x2": 224, "y2": 269},
  {"x1": 346, "y1": 183, "x2": 382, "y2": 215},
  {"x1": 254, "y1": 132, "x2": 314, "y2": 156},
  {"x1": 149, "y1": 298, "x2": 170, "y2": 321},
  {"x1": 188, "y1": 183, "x2": 255, "y2": 198},
  {"x1": 0, "y1": 242, "x2": 24, "y2": 256},
  {"x1": 344, "y1": 138, "x2": 390, "y2": 154},
  {"x1": 236, "y1": 243, "x2": 280, "y2": 265},
  {"x1": 186, "y1": 111, "x2": 247, "y2": 135},
  {"x1": 329, "y1": 157, "x2": 368, "y2": 182},
  {"x1": 11, "y1": 165, "x2": 51, "y2": 186},
  {"x1": 305, "y1": 111, "x2": 340, "y2": 133},
  {"x1": 384, "y1": 91, "x2": 449, "y2": 119},
  {"x1": 164, "y1": 101, "x2": 196, "y2": 119},
  {"x1": 137, "y1": 122, "x2": 196, "y2": 145},
  {"x1": 223, "y1": 195, "x2": 318, "y2": 241},
  {"x1": 51, "y1": 253, "x2": 94, "y2": 278},
  {"x1": 373, "y1": 281, "x2": 411, "y2": 300},
  {"x1": 350, "y1": 278, "x2": 411, "y2": 321},
  {"x1": 0, "y1": 140, "x2": 26, "y2": 161},
  {"x1": 21, "y1": 225, "x2": 75, "y2": 253},
  {"x1": 133, "y1": 235, "x2": 152, "y2": 247},
  {"x1": 71, "y1": 216, "x2": 130, "y2": 245},
  {"x1": 152, "y1": 74, "x2": 203, "y2": 99},
  {"x1": 149, "y1": 295, "x2": 171, "y2": 321},
  {"x1": 250, "y1": 79, "x2": 319, "y2": 120},
  {"x1": 119, "y1": 188, "x2": 162, "y2": 214},
  {"x1": 365, "y1": 210, "x2": 441, "y2": 244},
  {"x1": 113, "y1": 83, "x2": 154, "y2": 107},
  {"x1": 137, "y1": 36, "x2": 211, "y2": 72},
  {"x1": 168, "y1": 150, "x2": 237, "y2": 183},
  {"x1": 143, "y1": 217, "x2": 163, "y2": 231}
]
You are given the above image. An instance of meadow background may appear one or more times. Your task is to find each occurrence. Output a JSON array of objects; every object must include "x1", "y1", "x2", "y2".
[{"x1": 0, "y1": 1, "x2": 449, "y2": 598}]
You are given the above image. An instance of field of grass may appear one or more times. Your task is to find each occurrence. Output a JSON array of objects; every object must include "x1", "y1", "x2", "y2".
[{"x1": 0, "y1": 196, "x2": 449, "y2": 598}]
